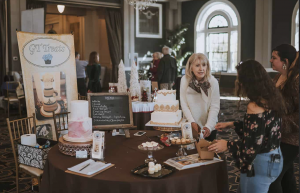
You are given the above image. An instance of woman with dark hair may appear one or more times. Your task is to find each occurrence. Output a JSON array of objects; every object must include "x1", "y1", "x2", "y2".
[
  {"x1": 208, "y1": 60, "x2": 286, "y2": 193},
  {"x1": 86, "y1": 51, "x2": 102, "y2": 93},
  {"x1": 268, "y1": 44, "x2": 299, "y2": 193}
]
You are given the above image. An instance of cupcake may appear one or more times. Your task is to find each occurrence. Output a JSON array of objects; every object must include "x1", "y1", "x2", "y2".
[
  {"x1": 171, "y1": 139, "x2": 176, "y2": 145},
  {"x1": 186, "y1": 139, "x2": 191, "y2": 143},
  {"x1": 176, "y1": 139, "x2": 181, "y2": 145},
  {"x1": 181, "y1": 138, "x2": 186, "y2": 144},
  {"x1": 147, "y1": 144, "x2": 153, "y2": 150}
]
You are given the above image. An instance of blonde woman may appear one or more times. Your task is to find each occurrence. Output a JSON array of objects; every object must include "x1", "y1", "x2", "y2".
[
  {"x1": 180, "y1": 53, "x2": 220, "y2": 140},
  {"x1": 149, "y1": 52, "x2": 162, "y2": 81}
]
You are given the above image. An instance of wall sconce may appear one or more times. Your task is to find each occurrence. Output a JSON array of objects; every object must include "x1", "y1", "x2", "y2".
[{"x1": 57, "y1": 5, "x2": 65, "y2": 13}]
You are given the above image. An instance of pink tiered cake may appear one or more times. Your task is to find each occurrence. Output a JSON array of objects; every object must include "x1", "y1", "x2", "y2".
[{"x1": 63, "y1": 100, "x2": 92, "y2": 142}]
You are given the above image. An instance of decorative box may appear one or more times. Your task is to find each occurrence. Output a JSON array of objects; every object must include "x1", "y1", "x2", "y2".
[{"x1": 18, "y1": 138, "x2": 57, "y2": 169}]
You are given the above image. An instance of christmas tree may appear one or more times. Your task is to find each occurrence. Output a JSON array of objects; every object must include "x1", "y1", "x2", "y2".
[
  {"x1": 117, "y1": 60, "x2": 128, "y2": 93},
  {"x1": 130, "y1": 60, "x2": 140, "y2": 101}
]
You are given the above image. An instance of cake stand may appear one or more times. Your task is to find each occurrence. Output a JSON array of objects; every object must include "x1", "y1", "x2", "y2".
[
  {"x1": 138, "y1": 144, "x2": 164, "y2": 164},
  {"x1": 58, "y1": 137, "x2": 92, "y2": 156},
  {"x1": 145, "y1": 119, "x2": 185, "y2": 132},
  {"x1": 174, "y1": 139, "x2": 196, "y2": 157}
]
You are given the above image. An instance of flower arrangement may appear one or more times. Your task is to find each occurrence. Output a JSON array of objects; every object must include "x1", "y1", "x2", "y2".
[{"x1": 42, "y1": 54, "x2": 53, "y2": 64}]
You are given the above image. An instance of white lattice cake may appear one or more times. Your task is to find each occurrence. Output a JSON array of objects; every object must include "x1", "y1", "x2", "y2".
[{"x1": 150, "y1": 90, "x2": 182, "y2": 125}]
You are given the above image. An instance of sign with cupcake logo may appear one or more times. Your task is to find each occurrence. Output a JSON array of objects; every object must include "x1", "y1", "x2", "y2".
[
  {"x1": 22, "y1": 37, "x2": 71, "y2": 68},
  {"x1": 17, "y1": 31, "x2": 77, "y2": 140}
]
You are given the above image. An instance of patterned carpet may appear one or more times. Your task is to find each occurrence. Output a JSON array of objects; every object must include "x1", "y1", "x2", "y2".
[{"x1": 0, "y1": 99, "x2": 298, "y2": 193}]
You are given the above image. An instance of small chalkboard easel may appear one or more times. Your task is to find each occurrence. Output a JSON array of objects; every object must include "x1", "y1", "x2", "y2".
[{"x1": 87, "y1": 93, "x2": 136, "y2": 138}]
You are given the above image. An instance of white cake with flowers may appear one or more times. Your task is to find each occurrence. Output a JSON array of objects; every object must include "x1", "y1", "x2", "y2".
[
  {"x1": 63, "y1": 100, "x2": 93, "y2": 142},
  {"x1": 150, "y1": 90, "x2": 182, "y2": 125}
]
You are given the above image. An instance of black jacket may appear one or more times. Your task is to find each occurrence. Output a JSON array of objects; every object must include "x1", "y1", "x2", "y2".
[{"x1": 157, "y1": 54, "x2": 177, "y2": 85}]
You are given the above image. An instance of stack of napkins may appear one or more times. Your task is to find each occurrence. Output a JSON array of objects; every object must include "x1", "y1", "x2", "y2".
[{"x1": 68, "y1": 159, "x2": 111, "y2": 175}]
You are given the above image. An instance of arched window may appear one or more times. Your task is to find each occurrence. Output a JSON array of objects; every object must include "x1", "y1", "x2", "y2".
[
  {"x1": 291, "y1": 1, "x2": 299, "y2": 51},
  {"x1": 194, "y1": 0, "x2": 241, "y2": 72}
]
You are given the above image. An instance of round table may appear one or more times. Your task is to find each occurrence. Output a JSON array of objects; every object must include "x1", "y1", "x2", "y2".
[{"x1": 40, "y1": 130, "x2": 229, "y2": 193}]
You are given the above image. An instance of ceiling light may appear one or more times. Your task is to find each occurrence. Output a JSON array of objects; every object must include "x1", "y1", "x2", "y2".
[{"x1": 57, "y1": 5, "x2": 65, "y2": 13}]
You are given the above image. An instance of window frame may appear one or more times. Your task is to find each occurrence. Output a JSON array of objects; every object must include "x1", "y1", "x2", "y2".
[{"x1": 194, "y1": 0, "x2": 241, "y2": 72}]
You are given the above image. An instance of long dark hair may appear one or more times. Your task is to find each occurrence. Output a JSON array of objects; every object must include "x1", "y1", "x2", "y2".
[
  {"x1": 272, "y1": 44, "x2": 299, "y2": 94},
  {"x1": 88, "y1": 51, "x2": 99, "y2": 66},
  {"x1": 235, "y1": 59, "x2": 286, "y2": 116}
]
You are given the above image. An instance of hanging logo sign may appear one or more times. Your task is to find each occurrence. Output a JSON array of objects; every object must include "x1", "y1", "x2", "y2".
[{"x1": 22, "y1": 38, "x2": 71, "y2": 68}]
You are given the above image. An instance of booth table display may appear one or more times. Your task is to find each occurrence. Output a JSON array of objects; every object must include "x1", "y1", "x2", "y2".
[{"x1": 40, "y1": 130, "x2": 229, "y2": 193}]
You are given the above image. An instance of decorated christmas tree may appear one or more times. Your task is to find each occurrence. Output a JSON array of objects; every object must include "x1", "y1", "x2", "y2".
[
  {"x1": 130, "y1": 60, "x2": 140, "y2": 101},
  {"x1": 117, "y1": 60, "x2": 128, "y2": 93}
]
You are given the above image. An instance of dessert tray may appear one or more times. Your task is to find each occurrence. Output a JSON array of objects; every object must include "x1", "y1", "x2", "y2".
[
  {"x1": 131, "y1": 164, "x2": 176, "y2": 179},
  {"x1": 138, "y1": 142, "x2": 164, "y2": 163}
]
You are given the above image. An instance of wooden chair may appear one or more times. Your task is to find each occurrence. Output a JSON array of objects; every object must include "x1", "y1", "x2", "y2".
[
  {"x1": 3, "y1": 81, "x2": 24, "y2": 118},
  {"x1": 6, "y1": 113, "x2": 43, "y2": 193},
  {"x1": 78, "y1": 93, "x2": 87, "y2": 100},
  {"x1": 53, "y1": 111, "x2": 70, "y2": 141}
]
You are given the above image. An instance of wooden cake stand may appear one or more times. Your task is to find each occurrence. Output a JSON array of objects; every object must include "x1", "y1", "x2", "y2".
[{"x1": 58, "y1": 137, "x2": 92, "y2": 156}]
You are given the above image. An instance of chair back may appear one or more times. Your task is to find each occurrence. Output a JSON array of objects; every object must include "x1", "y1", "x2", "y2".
[
  {"x1": 78, "y1": 93, "x2": 87, "y2": 100},
  {"x1": 6, "y1": 114, "x2": 37, "y2": 169},
  {"x1": 53, "y1": 111, "x2": 70, "y2": 140},
  {"x1": 213, "y1": 72, "x2": 222, "y2": 84},
  {"x1": 3, "y1": 81, "x2": 19, "y2": 101}
]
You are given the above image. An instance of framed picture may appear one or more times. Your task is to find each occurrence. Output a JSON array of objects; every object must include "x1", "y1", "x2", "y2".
[{"x1": 136, "y1": 3, "x2": 162, "y2": 38}]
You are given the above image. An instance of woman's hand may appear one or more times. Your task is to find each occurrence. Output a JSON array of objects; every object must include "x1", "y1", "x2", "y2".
[
  {"x1": 208, "y1": 140, "x2": 228, "y2": 153},
  {"x1": 214, "y1": 122, "x2": 234, "y2": 131},
  {"x1": 202, "y1": 127, "x2": 211, "y2": 138}
]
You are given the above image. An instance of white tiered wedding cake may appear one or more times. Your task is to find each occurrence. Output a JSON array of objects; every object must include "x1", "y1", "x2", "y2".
[
  {"x1": 63, "y1": 100, "x2": 93, "y2": 142},
  {"x1": 150, "y1": 90, "x2": 182, "y2": 125}
]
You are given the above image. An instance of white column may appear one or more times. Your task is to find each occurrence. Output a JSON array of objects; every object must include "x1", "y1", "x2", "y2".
[
  {"x1": 123, "y1": 2, "x2": 135, "y2": 67},
  {"x1": 255, "y1": 0, "x2": 272, "y2": 68}
]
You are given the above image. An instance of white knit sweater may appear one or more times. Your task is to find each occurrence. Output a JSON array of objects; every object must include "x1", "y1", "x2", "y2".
[{"x1": 180, "y1": 75, "x2": 220, "y2": 132}]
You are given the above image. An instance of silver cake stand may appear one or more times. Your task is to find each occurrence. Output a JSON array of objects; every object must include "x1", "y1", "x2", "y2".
[
  {"x1": 138, "y1": 144, "x2": 164, "y2": 163},
  {"x1": 174, "y1": 139, "x2": 196, "y2": 157}
]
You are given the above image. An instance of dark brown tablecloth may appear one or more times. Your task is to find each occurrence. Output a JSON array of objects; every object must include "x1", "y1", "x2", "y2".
[{"x1": 40, "y1": 130, "x2": 229, "y2": 193}]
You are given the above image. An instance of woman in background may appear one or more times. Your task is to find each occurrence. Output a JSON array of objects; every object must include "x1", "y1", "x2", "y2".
[
  {"x1": 180, "y1": 53, "x2": 220, "y2": 140},
  {"x1": 149, "y1": 52, "x2": 162, "y2": 81},
  {"x1": 209, "y1": 60, "x2": 286, "y2": 193},
  {"x1": 86, "y1": 51, "x2": 102, "y2": 93},
  {"x1": 268, "y1": 44, "x2": 299, "y2": 193}
]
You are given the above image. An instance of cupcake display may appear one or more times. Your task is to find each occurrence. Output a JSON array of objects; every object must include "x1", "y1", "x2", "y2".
[
  {"x1": 140, "y1": 141, "x2": 159, "y2": 150},
  {"x1": 170, "y1": 137, "x2": 193, "y2": 145}
]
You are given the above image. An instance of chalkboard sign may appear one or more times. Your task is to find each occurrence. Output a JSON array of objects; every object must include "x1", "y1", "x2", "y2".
[{"x1": 87, "y1": 93, "x2": 134, "y2": 130}]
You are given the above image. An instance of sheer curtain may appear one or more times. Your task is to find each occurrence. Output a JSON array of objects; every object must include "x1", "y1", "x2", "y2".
[
  {"x1": 0, "y1": 0, "x2": 6, "y2": 91},
  {"x1": 105, "y1": 8, "x2": 123, "y2": 83}
]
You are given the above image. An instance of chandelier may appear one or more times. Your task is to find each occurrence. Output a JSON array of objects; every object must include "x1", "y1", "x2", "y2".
[{"x1": 127, "y1": 0, "x2": 158, "y2": 11}]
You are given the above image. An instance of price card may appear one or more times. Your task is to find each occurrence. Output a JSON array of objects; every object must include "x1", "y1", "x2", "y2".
[{"x1": 76, "y1": 150, "x2": 87, "y2": 159}]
